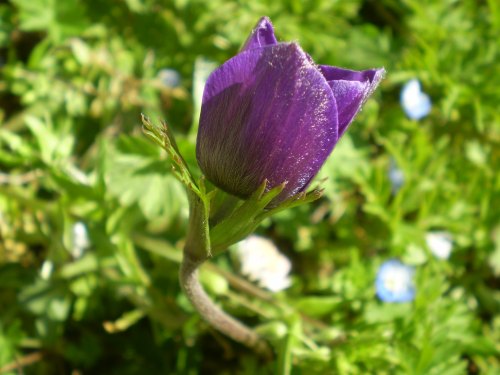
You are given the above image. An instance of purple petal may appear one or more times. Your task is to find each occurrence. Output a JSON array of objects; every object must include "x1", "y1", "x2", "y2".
[
  {"x1": 197, "y1": 43, "x2": 338, "y2": 202},
  {"x1": 319, "y1": 66, "x2": 385, "y2": 137},
  {"x1": 241, "y1": 16, "x2": 278, "y2": 52}
]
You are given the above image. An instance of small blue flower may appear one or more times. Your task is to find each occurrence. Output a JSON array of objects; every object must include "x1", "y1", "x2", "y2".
[
  {"x1": 376, "y1": 260, "x2": 415, "y2": 303},
  {"x1": 400, "y1": 79, "x2": 431, "y2": 120},
  {"x1": 158, "y1": 68, "x2": 181, "y2": 88},
  {"x1": 388, "y1": 159, "x2": 404, "y2": 194}
]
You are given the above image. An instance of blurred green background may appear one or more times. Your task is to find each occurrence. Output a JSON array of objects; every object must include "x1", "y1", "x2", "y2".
[{"x1": 0, "y1": 0, "x2": 499, "y2": 373}]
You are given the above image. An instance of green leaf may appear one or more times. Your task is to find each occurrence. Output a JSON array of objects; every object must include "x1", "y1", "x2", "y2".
[
  {"x1": 105, "y1": 137, "x2": 187, "y2": 223},
  {"x1": 294, "y1": 296, "x2": 342, "y2": 317},
  {"x1": 141, "y1": 114, "x2": 201, "y2": 198},
  {"x1": 12, "y1": 0, "x2": 88, "y2": 41},
  {"x1": 0, "y1": 320, "x2": 25, "y2": 366}
]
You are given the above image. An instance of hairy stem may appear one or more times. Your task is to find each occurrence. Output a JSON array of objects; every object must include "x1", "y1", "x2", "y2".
[{"x1": 179, "y1": 254, "x2": 272, "y2": 358}]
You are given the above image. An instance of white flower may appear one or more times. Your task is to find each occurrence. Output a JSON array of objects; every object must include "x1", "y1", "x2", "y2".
[
  {"x1": 71, "y1": 221, "x2": 90, "y2": 259},
  {"x1": 400, "y1": 79, "x2": 432, "y2": 120},
  {"x1": 40, "y1": 260, "x2": 54, "y2": 280},
  {"x1": 426, "y1": 231, "x2": 453, "y2": 260},
  {"x1": 235, "y1": 235, "x2": 292, "y2": 292}
]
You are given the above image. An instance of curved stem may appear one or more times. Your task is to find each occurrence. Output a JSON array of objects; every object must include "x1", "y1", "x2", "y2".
[{"x1": 179, "y1": 254, "x2": 272, "y2": 358}]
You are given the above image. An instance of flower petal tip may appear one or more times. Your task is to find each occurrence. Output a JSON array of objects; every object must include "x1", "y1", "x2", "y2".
[{"x1": 242, "y1": 16, "x2": 278, "y2": 52}]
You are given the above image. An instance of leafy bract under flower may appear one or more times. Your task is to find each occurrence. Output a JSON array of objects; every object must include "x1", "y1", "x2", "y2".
[{"x1": 197, "y1": 17, "x2": 384, "y2": 203}]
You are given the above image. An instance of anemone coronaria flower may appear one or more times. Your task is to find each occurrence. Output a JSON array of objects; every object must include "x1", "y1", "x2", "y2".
[{"x1": 196, "y1": 17, "x2": 384, "y2": 203}]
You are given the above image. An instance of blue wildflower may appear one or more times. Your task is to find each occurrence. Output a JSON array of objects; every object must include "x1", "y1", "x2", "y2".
[
  {"x1": 158, "y1": 68, "x2": 181, "y2": 88},
  {"x1": 400, "y1": 79, "x2": 431, "y2": 120},
  {"x1": 376, "y1": 260, "x2": 415, "y2": 303},
  {"x1": 388, "y1": 159, "x2": 404, "y2": 194}
]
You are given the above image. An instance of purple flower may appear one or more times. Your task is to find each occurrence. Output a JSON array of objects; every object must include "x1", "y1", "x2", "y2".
[
  {"x1": 426, "y1": 231, "x2": 453, "y2": 260},
  {"x1": 196, "y1": 17, "x2": 384, "y2": 203}
]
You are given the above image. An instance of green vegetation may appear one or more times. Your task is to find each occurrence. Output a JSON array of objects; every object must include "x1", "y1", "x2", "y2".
[{"x1": 0, "y1": 0, "x2": 498, "y2": 373}]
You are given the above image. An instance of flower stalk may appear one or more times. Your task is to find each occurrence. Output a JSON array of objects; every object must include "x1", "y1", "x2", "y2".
[
  {"x1": 179, "y1": 190, "x2": 272, "y2": 356},
  {"x1": 179, "y1": 252, "x2": 272, "y2": 357}
]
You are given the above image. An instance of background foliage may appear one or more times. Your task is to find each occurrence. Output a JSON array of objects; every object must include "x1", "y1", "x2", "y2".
[{"x1": 0, "y1": 0, "x2": 499, "y2": 373}]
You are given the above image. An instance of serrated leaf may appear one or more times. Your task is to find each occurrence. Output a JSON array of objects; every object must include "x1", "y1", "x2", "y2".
[
  {"x1": 106, "y1": 137, "x2": 187, "y2": 223},
  {"x1": 141, "y1": 114, "x2": 201, "y2": 197}
]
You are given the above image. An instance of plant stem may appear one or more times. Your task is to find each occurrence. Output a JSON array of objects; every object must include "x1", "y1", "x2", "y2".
[{"x1": 179, "y1": 253, "x2": 272, "y2": 358}]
